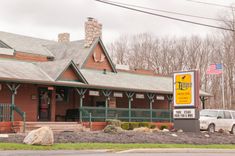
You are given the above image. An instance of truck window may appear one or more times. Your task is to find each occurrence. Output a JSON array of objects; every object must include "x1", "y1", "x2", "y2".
[
  {"x1": 224, "y1": 111, "x2": 232, "y2": 119},
  {"x1": 217, "y1": 111, "x2": 224, "y2": 119}
]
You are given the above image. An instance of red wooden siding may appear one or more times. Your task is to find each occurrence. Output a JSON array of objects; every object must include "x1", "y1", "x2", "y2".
[{"x1": 83, "y1": 43, "x2": 114, "y2": 72}]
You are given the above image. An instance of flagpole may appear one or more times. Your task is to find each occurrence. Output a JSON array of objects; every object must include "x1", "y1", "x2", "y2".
[{"x1": 221, "y1": 61, "x2": 225, "y2": 109}]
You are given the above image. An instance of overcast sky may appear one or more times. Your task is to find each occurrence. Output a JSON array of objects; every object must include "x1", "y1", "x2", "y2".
[{"x1": 0, "y1": 0, "x2": 234, "y2": 44}]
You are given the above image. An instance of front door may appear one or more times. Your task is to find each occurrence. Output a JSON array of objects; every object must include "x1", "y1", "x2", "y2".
[{"x1": 38, "y1": 88, "x2": 51, "y2": 121}]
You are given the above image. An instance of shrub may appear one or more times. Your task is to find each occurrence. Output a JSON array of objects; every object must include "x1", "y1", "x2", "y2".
[
  {"x1": 106, "y1": 119, "x2": 122, "y2": 127},
  {"x1": 150, "y1": 124, "x2": 156, "y2": 129},
  {"x1": 121, "y1": 123, "x2": 129, "y2": 130},
  {"x1": 129, "y1": 122, "x2": 139, "y2": 130},
  {"x1": 160, "y1": 125, "x2": 168, "y2": 130},
  {"x1": 139, "y1": 122, "x2": 150, "y2": 128},
  {"x1": 103, "y1": 125, "x2": 123, "y2": 134}
]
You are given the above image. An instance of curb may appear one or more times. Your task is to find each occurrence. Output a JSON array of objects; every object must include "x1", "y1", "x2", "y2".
[{"x1": 117, "y1": 148, "x2": 235, "y2": 153}]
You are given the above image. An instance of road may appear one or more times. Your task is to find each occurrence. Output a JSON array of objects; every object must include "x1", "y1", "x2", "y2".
[{"x1": 0, "y1": 149, "x2": 235, "y2": 156}]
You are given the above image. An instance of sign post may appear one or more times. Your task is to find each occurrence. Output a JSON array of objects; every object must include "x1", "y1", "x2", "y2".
[{"x1": 173, "y1": 70, "x2": 200, "y2": 132}]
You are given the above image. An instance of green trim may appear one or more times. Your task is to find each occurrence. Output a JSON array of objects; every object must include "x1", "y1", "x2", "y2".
[{"x1": 76, "y1": 88, "x2": 87, "y2": 122}]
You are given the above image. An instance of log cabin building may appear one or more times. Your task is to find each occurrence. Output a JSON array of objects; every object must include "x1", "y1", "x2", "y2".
[{"x1": 0, "y1": 18, "x2": 210, "y2": 131}]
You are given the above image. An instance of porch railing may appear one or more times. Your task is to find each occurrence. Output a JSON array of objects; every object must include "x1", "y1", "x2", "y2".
[
  {"x1": 0, "y1": 104, "x2": 11, "y2": 121},
  {"x1": 80, "y1": 106, "x2": 172, "y2": 122},
  {"x1": 14, "y1": 105, "x2": 26, "y2": 132},
  {"x1": 0, "y1": 103, "x2": 26, "y2": 132}
]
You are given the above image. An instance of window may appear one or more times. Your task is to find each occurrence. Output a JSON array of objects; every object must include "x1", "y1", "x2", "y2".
[
  {"x1": 96, "y1": 101, "x2": 105, "y2": 107},
  {"x1": 200, "y1": 110, "x2": 218, "y2": 117},
  {"x1": 231, "y1": 112, "x2": 235, "y2": 119},
  {"x1": 224, "y1": 111, "x2": 232, "y2": 119},
  {"x1": 217, "y1": 111, "x2": 224, "y2": 119},
  {"x1": 56, "y1": 87, "x2": 69, "y2": 102}
]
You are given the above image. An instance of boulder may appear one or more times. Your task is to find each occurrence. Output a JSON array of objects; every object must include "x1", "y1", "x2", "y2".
[
  {"x1": 103, "y1": 125, "x2": 123, "y2": 134},
  {"x1": 133, "y1": 127, "x2": 151, "y2": 133},
  {"x1": 152, "y1": 127, "x2": 161, "y2": 133},
  {"x1": 23, "y1": 126, "x2": 54, "y2": 145},
  {"x1": 171, "y1": 133, "x2": 178, "y2": 137},
  {"x1": 205, "y1": 134, "x2": 210, "y2": 138},
  {"x1": 162, "y1": 129, "x2": 170, "y2": 132},
  {"x1": 177, "y1": 129, "x2": 183, "y2": 133}
]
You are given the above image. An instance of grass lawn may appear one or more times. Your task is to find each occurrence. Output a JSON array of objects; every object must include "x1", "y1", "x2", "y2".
[{"x1": 0, "y1": 143, "x2": 235, "y2": 150}]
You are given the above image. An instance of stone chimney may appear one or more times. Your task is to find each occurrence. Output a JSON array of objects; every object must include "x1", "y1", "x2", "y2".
[
  {"x1": 84, "y1": 17, "x2": 102, "y2": 48},
  {"x1": 58, "y1": 33, "x2": 70, "y2": 43}
]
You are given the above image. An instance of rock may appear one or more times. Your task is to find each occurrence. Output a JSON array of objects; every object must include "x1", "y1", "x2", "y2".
[
  {"x1": 103, "y1": 125, "x2": 123, "y2": 134},
  {"x1": 152, "y1": 127, "x2": 161, "y2": 133},
  {"x1": 177, "y1": 129, "x2": 183, "y2": 133},
  {"x1": 162, "y1": 129, "x2": 170, "y2": 132},
  {"x1": 170, "y1": 128, "x2": 177, "y2": 132},
  {"x1": 23, "y1": 126, "x2": 54, "y2": 145},
  {"x1": 205, "y1": 134, "x2": 210, "y2": 138},
  {"x1": 171, "y1": 133, "x2": 178, "y2": 137},
  {"x1": 218, "y1": 129, "x2": 224, "y2": 133},
  {"x1": 133, "y1": 127, "x2": 151, "y2": 133},
  {"x1": 224, "y1": 130, "x2": 231, "y2": 134}
]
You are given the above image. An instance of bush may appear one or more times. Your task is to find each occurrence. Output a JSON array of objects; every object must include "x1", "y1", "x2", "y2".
[
  {"x1": 103, "y1": 125, "x2": 123, "y2": 134},
  {"x1": 139, "y1": 122, "x2": 150, "y2": 128},
  {"x1": 160, "y1": 125, "x2": 168, "y2": 130},
  {"x1": 121, "y1": 123, "x2": 129, "y2": 130},
  {"x1": 106, "y1": 119, "x2": 122, "y2": 127},
  {"x1": 150, "y1": 124, "x2": 156, "y2": 129},
  {"x1": 129, "y1": 122, "x2": 139, "y2": 130}
]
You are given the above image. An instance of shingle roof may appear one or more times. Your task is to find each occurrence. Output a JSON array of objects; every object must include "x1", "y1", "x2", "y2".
[
  {"x1": 36, "y1": 59, "x2": 88, "y2": 83},
  {"x1": 0, "y1": 31, "x2": 55, "y2": 57},
  {"x1": 0, "y1": 59, "x2": 53, "y2": 82},
  {"x1": 44, "y1": 40, "x2": 92, "y2": 67},
  {"x1": 80, "y1": 69, "x2": 211, "y2": 96},
  {"x1": 36, "y1": 59, "x2": 72, "y2": 80},
  {"x1": 0, "y1": 32, "x2": 211, "y2": 96}
]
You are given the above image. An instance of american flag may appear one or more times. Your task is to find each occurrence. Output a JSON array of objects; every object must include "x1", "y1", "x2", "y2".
[{"x1": 206, "y1": 63, "x2": 223, "y2": 75}]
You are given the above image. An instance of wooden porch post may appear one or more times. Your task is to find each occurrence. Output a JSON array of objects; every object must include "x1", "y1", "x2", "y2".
[
  {"x1": 102, "y1": 90, "x2": 112, "y2": 120},
  {"x1": 51, "y1": 88, "x2": 56, "y2": 121},
  {"x1": 6, "y1": 83, "x2": 21, "y2": 122},
  {"x1": 76, "y1": 88, "x2": 87, "y2": 122},
  {"x1": 147, "y1": 93, "x2": 155, "y2": 122},
  {"x1": 126, "y1": 92, "x2": 134, "y2": 122}
]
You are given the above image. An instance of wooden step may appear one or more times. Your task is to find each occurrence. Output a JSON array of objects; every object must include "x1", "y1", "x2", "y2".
[{"x1": 25, "y1": 122, "x2": 84, "y2": 133}]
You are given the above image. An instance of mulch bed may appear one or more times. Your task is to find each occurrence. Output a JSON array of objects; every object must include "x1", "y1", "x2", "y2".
[{"x1": 1, "y1": 131, "x2": 235, "y2": 144}]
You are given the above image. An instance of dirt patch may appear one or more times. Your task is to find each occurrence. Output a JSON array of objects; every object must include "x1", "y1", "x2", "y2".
[{"x1": 1, "y1": 131, "x2": 235, "y2": 144}]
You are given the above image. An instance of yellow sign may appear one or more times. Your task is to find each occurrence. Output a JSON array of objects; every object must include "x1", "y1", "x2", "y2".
[{"x1": 175, "y1": 74, "x2": 192, "y2": 104}]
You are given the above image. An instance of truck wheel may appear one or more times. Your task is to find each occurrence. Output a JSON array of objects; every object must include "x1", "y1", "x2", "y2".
[
  {"x1": 231, "y1": 125, "x2": 235, "y2": 134},
  {"x1": 208, "y1": 124, "x2": 215, "y2": 133}
]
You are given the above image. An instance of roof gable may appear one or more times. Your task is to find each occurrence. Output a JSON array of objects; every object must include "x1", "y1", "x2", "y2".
[
  {"x1": 37, "y1": 59, "x2": 87, "y2": 83},
  {"x1": 57, "y1": 62, "x2": 88, "y2": 83},
  {"x1": 81, "y1": 38, "x2": 117, "y2": 72}
]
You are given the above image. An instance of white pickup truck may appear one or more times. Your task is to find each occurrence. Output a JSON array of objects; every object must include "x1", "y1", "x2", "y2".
[{"x1": 200, "y1": 109, "x2": 235, "y2": 134}]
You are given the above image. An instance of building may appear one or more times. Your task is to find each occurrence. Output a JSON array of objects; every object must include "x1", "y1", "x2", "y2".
[{"x1": 0, "y1": 18, "x2": 210, "y2": 131}]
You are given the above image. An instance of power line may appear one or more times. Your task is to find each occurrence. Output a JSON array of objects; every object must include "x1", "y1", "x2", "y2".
[
  {"x1": 187, "y1": 0, "x2": 234, "y2": 9},
  {"x1": 95, "y1": 0, "x2": 234, "y2": 31},
  {"x1": 105, "y1": 0, "x2": 226, "y2": 22}
]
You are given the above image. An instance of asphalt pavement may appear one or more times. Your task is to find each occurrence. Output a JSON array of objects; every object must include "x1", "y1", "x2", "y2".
[{"x1": 1, "y1": 149, "x2": 235, "y2": 156}]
